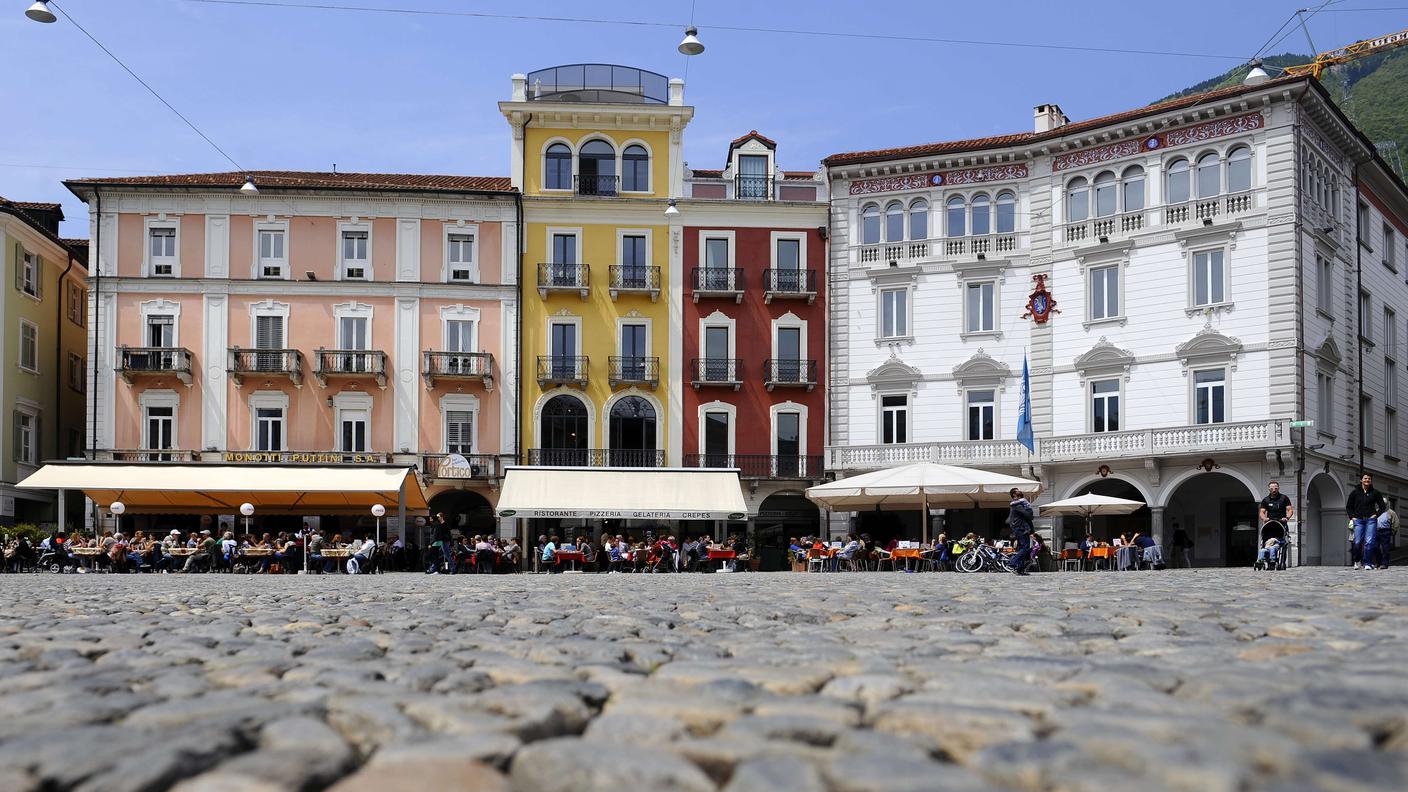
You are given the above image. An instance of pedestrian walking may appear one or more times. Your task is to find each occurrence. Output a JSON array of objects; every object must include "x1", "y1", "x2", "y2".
[
  {"x1": 1007, "y1": 488, "x2": 1034, "y2": 576},
  {"x1": 1345, "y1": 473, "x2": 1386, "y2": 570},
  {"x1": 1374, "y1": 504, "x2": 1397, "y2": 570},
  {"x1": 1170, "y1": 520, "x2": 1194, "y2": 568}
]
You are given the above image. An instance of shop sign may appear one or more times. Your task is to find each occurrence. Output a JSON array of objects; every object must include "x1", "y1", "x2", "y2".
[
  {"x1": 221, "y1": 452, "x2": 386, "y2": 464},
  {"x1": 499, "y1": 508, "x2": 745, "y2": 520}
]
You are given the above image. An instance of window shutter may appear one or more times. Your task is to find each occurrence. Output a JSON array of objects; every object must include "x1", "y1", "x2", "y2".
[
  {"x1": 33, "y1": 415, "x2": 40, "y2": 463},
  {"x1": 13, "y1": 244, "x2": 22, "y2": 292},
  {"x1": 256, "y1": 315, "x2": 283, "y2": 349},
  {"x1": 11, "y1": 412, "x2": 19, "y2": 462},
  {"x1": 446, "y1": 410, "x2": 472, "y2": 452},
  {"x1": 35, "y1": 255, "x2": 42, "y2": 300}
]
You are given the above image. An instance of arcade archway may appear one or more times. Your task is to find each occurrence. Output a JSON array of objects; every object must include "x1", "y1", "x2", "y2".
[{"x1": 1161, "y1": 471, "x2": 1259, "y2": 567}]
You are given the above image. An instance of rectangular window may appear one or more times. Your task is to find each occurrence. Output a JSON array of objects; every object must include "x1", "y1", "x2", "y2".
[
  {"x1": 621, "y1": 234, "x2": 647, "y2": 287},
  {"x1": 703, "y1": 237, "x2": 731, "y2": 289},
  {"x1": 1387, "y1": 224, "x2": 1398, "y2": 270},
  {"x1": 551, "y1": 233, "x2": 578, "y2": 286},
  {"x1": 68, "y1": 353, "x2": 84, "y2": 393},
  {"x1": 340, "y1": 409, "x2": 368, "y2": 453},
  {"x1": 147, "y1": 314, "x2": 174, "y2": 348},
  {"x1": 19, "y1": 321, "x2": 38, "y2": 372},
  {"x1": 550, "y1": 322, "x2": 577, "y2": 379},
  {"x1": 702, "y1": 325, "x2": 730, "y2": 381},
  {"x1": 1317, "y1": 372, "x2": 1333, "y2": 432},
  {"x1": 1387, "y1": 308, "x2": 1399, "y2": 357},
  {"x1": 341, "y1": 230, "x2": 369, "y2": 280},
  {"x1": 1194, "y1": 368, "x2": 1226, "y2": 425},
  {"x1": 1357, "y1": 200, "x2": 1371, "y2": 244},
  {"x1": 1192, "y1": 249, "x2": 1225, "y2": 307},
  {"x1": 339, "y1": 316, "x2": 369, "y2": 350},
  {"x1": 19, "y1": 251, "x2": 40, "y2": 297},
  {"x1": 445, "y1": 409, "x2": 474, "y2": 454},
  {"x1": 13, "y1": 410, "x2": 36, "y2": 464},
  {"x1": 620, "y1": 323, "x2": 647, "y2": 380},
  {"x1": 704, "y1": 411, "x2": 730, "y2": 464},
  {"x1": 447, "y1": 233, "x2": 475, "y2": 282},
  {"x1": 255, "y1": 407, "x2": 284, "y2": 451},
  {"x1": 1387, "y1": 408, "x2": 1399, "y2": 457},
  {"x1": 149, "y1": 227, "x2": 176, "y2": 276},
  {"x1": 775, "y1": 411, "x2": 801, "y2": 476},
  {"x1": 880, "y1": 288, "x2": 908, "y2": 339},
  {"x1": 145, "y1": 406, "x2": 174, "y2": 451},
  {"x1": 1316, "y1": 255, "x2": 1332, "y2": 314},
  {"x1": 445, "y1": 319, "x2": 474, "y2": 353},
  {"x1": 254, "y1": 314, "x2": 285, "y2": 372},
  {"x1": 965, "y1": 282, "x2": 995, "y2": 333},
  {"x1": 1360, "y1": 290, "x2": 1372, "y2": 341},
  {"x1": 257, "y1": 228, "x2": 286, "y2": 279},
  {"x1": 1388, "y1": 360, "x2": 1398, "y2": 408},
  {"x1": 68, "y1": 283, "x2": 86, "y2": 327},
  {"x1": 966, "y1": 389, "x2": 995, "y2": 440},
  {"x1": 881, "y1": 394, "x2": 908, "y2": 444},
  {"x1": 1091, "y1": 379, "x2": 1120, "y2": 433},
  {"x1": 1089, "y1": 265, "x2": 1119, "y2": 320}
]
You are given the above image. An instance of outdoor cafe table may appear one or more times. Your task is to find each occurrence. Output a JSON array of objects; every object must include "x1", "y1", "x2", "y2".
[
  {"x1": 890, "y1": 547, "x2": 924, "y2": 571},
  {"x1": 71, "y1": 546, "x2": 103, "y2": 570},
  {"x1": 555, "y1": 550, "x2": 586, "y2": 572},
  {"x1": 706, "y1": 548, "x2": 735, "y2": 571},
  {"x1": 1088, "y1": 546, "x2": 1114, "y2": 570}
]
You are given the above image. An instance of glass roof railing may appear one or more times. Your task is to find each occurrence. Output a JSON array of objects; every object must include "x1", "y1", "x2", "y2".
[{"x1": 525, "y1": 64, "x2": 669, "y2": 105}]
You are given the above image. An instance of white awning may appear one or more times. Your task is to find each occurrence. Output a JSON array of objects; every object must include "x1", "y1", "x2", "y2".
[
  {"x1": 496, "y1": 466, "x2": 749, "y2": 520},
  {"x1": 16, "y1": 464, "x2": 428, "y2": 514}
]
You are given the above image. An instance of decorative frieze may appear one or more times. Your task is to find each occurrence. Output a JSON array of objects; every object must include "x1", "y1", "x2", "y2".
[
  {"x1": 848, "y1": 164, "x2": 1029, "y2": 195},
  {"x1": 1052, "y1": 111, "x2": 1265, "y2": 172}
]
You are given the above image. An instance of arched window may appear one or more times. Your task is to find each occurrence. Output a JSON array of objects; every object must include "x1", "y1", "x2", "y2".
[
  {"x1": 609, "y1": 396, "x2": 657, "y2": 464},
  {"x1": 545, "y1": 143, "x2": 572, "y2": 190},
  {"x1": 1093, "y1": 172, "x2": 1116, "y2": 217},
  {"x1": 995, "y1": 191, "x2": 1016, "y2": 234},
  {"x1": 1226, "y1": 146, "x2": 1251, "y2": 193},
  {"x1": 884, "y1": 202, "x2": 905, "y2": 242},
  {"x1": 1121, "y1": 166, "x2": 1145, "y2": 212},
  {"x1": 971, "y1": 194, "x2": 991, "y2": 236},
  {"x1": 622, "y1": 144, "x2": 650, "y2": 192},
  {"x1": 1196, "y1": 152, "x2": 1220, "y2": 198},
  {"x1": 1066, "y1": 177, "x2": 1089, "y2": 223},
  {"x1": 861, "y1": 204, "x2": 881, "y2": 245},
  {"x1": 578, "y1": 139, "x2": 616, "y2": 195},
  {"x1": 908, "y1": 199, "x2": 928, "y2": 240},
  {"x1": 946, "y1": 196, "x2": 966, "y2": 237},
  {"x1": 1166, "y1": 158, "x2": 1190, "y2": 204},
  {"x1": 541, "y1": 395, "x2": 588, "y2": 464}
]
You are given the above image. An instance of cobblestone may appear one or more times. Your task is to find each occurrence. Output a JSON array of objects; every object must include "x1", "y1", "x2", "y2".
[{"x1": 0, "y1": 568, "x2": 1405, "y2": 791}]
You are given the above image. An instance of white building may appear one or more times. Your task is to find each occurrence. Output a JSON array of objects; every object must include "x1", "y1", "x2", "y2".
[{"x1": 822, "y1": 75, "x2": 1408, "y2": 566}]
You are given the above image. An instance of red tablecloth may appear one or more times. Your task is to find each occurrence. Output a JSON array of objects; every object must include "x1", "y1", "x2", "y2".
[
  {"x1": 707, "y1": 549, "x2": 736, "y2": 560},
  {"x1": 555, "y1": 551, "x2": 586, "y2": 564}
]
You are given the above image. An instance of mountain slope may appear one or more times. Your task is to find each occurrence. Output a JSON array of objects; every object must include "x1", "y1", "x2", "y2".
[{"x1": 1159, "y1": 50, "x2": 1408, "y2": 176}]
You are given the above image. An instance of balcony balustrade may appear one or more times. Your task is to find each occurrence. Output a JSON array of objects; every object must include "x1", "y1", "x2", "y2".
[
  {"x1": 608, "y1": 264, "x2": 661, "y2": 301},
  {"x1": 683, "y1": 453, "x2": 824, "y2": 479},
  {"x1": 421, "y1": 453, "x2": 502, "y2": 480},
  {"x1": 763, "y1": 358, "x2": 817, "y2": 390},
  {"x1": 860, "y1": 234, "x2": 1018, "y2": 265},
  {"x1": 314, "y1": 349, "x2": 388, "y2": 388},
  {"x1": 524, "y1": 448, "x2": 665, "y2": 467},
  {"x1": 423, "y1": 351, "x2": 494, "y2": 389},
  {"x1": 117, "y1": 346, "x2": 193, "y2": 386},
  {"x1": 228, "y1": 347, "x2": 303, "y2": 388},
  {"x1": 734, "y1": 174, "x2": 773, "y2": 200},
  {"x1": 691, "y1": 267, "x2": 745, "y2": 303},
  {"x1": 537, "y1": 355, "x2": 589, "y2": 387},
  {"x1": 105, "y1": 449, "x2": 198, "y2": 462},
  {"x1": 575, "y1": 174, "x2": 619, "y2": 196},
  {"x1": 537, "y1": 262, "x2": 590, "y2": 299},
  {"x1": 608, "y1": 356, "x2": 659, "y2": 388},
  {"x1": 691, "y1": 357, "x2": 743, "y2": 390},
  {"x1": 762, "y1": 268, "x2": 817, "y2": 303}
]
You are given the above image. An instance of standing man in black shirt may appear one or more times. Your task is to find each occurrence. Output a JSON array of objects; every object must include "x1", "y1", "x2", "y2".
[{"x1": 1345, "y1": 473, "x2": 1386, "y2": 570}]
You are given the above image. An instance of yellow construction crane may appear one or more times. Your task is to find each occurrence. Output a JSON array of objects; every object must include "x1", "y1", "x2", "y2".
[{"x1": 1281, "y1": 27, "x2": 1408, "y2": 79}]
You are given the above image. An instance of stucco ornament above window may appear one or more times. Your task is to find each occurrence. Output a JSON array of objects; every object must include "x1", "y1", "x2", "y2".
[
  {"x1": 1175, "y1": 323, "x2": 1243, "y2": 374},
  {"x1": 951, "y1": 348, "x2": 1011, "y2": 393},
  {"x1": 866, "y1": 353, "x2": 922, "y2": 396},
  {"x1": 1073, "y1": 337, "x2": 1135, "y2": 383}
]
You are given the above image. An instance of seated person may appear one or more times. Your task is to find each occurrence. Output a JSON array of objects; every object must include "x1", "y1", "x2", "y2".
[
  {"x1": 838, "y1": 534, "x2": 860, "y2": 560},
  {"x1": 1258, "y1": 537, "x2": 1283, "y2": 565}
]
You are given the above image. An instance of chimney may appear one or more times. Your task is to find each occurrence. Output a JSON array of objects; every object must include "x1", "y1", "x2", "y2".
[
  {"x1": 511, "y1": 73, "x2": 527, "y2": 102},
  {"x1": 1034, "y1": 103, "x2": 1068, "y2": 134}
]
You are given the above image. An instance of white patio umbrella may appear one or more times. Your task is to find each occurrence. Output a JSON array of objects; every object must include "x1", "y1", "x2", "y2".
[
  {"x1": 1037, "y1": 493, "x2": 1146, "y2": 541},
  {"x1": 806, "y1": 462, "x2": 1043, "y2": 546}
]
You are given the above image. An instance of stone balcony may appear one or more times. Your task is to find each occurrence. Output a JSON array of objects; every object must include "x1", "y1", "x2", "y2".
[{"x1": 826, "y1": 419, "x2": 1292, "y2": 472}]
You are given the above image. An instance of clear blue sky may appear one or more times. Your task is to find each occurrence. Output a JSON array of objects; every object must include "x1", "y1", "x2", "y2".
[{"x1": 2, "y1": 0, "x2": 1403, "y2": 236}]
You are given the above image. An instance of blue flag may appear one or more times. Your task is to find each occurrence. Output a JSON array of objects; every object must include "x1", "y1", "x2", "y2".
[{"x1": 1016, "y1": 355, "x2": 1034, "y2": 452}]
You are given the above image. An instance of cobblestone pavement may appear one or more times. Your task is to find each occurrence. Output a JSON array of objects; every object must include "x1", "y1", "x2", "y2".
[{"x1": 0, "y1": 569, "x2": 1405, "y2": 792}]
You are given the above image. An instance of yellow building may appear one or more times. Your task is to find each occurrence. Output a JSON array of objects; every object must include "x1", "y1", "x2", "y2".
[{"x1": 500, "y1": 65, "x2": 693, "y2": 469}]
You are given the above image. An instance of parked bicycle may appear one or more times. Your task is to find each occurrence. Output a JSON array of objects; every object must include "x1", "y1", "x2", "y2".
[{"x1": 955, "y1": 543, "x2": 1035, "y2": 574}]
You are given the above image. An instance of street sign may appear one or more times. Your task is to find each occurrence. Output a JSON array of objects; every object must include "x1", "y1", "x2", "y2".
[{"x1": 1290, "y1": 420, "x2": 1314, "y2": 428}]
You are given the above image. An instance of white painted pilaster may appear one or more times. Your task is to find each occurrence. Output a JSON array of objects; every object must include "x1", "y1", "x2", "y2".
[
  {"x1": 667, "y1": 222, "x2": 683, "y2": 464},
  {"x1": 204, "y1": 214, "x2": 229, "y2": 278},
  {"x1": 202, "y1": 292, "x2": 229, "y2": 450},
  {"x1": 394, "y1": 296, "x2": 420, "y2": 452},
  {"x1": 395, "y1": 219, "x2": 421, "y2": 282},
  {"x1": 500, "y1": 299, "x2": 518, "y2": 456}
]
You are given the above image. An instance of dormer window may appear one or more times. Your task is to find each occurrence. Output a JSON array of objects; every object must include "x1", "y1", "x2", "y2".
[{"x1": 736, "y1": 154, "x2": 770, "y2": 199}]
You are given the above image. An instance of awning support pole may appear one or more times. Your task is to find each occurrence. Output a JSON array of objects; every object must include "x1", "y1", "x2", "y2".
[
  {"x1": 397, "y1": 478, "x2": 407, "y2": 550},
  {"x1": 921, "y1": 490, "x2": 929, "y2": 548}
]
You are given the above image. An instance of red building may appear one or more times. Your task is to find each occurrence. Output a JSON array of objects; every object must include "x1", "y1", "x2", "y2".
[{"x1": 680, "y1": 132, "x2": 829, "y2": 550}]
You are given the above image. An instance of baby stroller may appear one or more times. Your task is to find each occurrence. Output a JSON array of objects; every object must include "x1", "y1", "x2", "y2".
[{"x1": 1253, "y1": 520, "x2": 1290, "y2": 571}]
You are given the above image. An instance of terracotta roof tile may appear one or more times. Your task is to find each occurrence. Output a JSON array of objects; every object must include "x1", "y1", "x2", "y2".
[
  {"x1": 690, "y1": 168, "x2": 724, "y2": 178},
  {"x1": 65, "y1": 170, "x2": 515, "y2": 193},
  {"x1": 824, "y1": 75, "x2": 1305, "y2": 166},
  {"x1": 781, "y1": 170, "x2": 818, "y2": 180},
  {"x1": 62, "y1": 238, "x2": 89, "y2": 248},
  {"x1": 730, "y1": 130, "x2": 777, "y2": 148},
  {"x1": 5, "y1": 200, "x2": 64, "y2": 213}
]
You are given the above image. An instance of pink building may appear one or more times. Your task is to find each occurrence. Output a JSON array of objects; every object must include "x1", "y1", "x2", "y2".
[{"x1": 66, "y1": 171, "x2": 519, "y2": 541}]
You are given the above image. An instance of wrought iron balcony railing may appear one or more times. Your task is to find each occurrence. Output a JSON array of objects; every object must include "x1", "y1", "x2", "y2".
[
  {"x1": 764, "y1": 358, "x2": 818, "y2": 390},
  {"x1": 575, "y1": 174, "x2": 620, "y2": 196},
  {"x1": 423, "y1": 351, "x2": 494, "y2": 389},
  {"x1": 228, "y1": 347, "x2": 303, "y2": 388},
  {"x1": 608, "y1": 264, "x2": 661, "y2": 300},
  {"x1": 107, "y1": 449, "x2": 199, "y2": 463},
  {"x1": 691, "y1": 267, "x2": 745, "y2": 302},
  {"x1": 763, "y1": 268, "x2": 817, "y2": 303},
  {"x1": 683, "y1": 453, "x2": 825, "y2": 479},
  {"x1": 735, "y1": 174, "x2": 773, "y2": 200},
  {"x1": 537, "y1": 355, "x2": 589, "y2": 386},
  {"x1": 608, "y1": 356, "x2": 659, "y2": 388},
  {"x1": 117, "y1": 346, "x2": 194, "y2": 385},
  {"x1": 421, "y1": 453, "x2": 501, "y2": 480},
  {"x1": 691, "y1": 357, "x2": 743, "y2": 389},
  {"x1": 537, "y1": 262, "x2": 590, "y2": 298},
  {"x1": 525, "y1": 448, "x2": 665, "y2": 467},
  {"x1": 314, "y1": 349, "x2": 388, "y2": 388}
]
